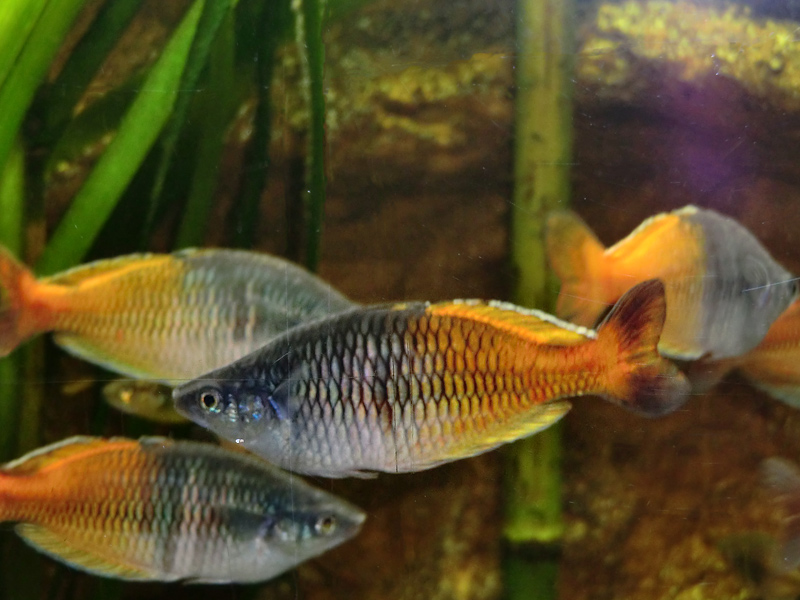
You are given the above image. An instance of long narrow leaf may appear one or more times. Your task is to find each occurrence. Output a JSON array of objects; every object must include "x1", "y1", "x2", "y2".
[
  {"x1": 0, "y1": 140, "x2": 24, "y2": 462},
  {"x1": 0, "y1": 0, "x2": 88, "y2": 173},
  {"x1": 36, "y1": 0, "x2": 205, "y2": 276},
  {"x1": 175, "y1": 10, "x2": 236, "y2": 248},
  {"x1": 0, "y1": 0, "x2": 50, "y2": 93},
  {"x1": 40, "y1": 0, "x2": 144, "y2": 142},
  {"x1": 231, "y1": 0, "x2": 291, "y2": 248},
  {"x1": 143, "y1": 0, "x2": 235, "y2": 245},
  {"x1": 296, "y1": 0, "x2": 327, "y2": 272}
]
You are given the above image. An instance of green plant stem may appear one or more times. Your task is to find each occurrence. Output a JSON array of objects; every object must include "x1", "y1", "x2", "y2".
[
  {"x1": 0, "y1": 140, "x2": 24, "y2": 462},
  {"x1": 296, "y1": 0, "x2": 327, "y2": 272},
  {"x1": 36, "y1": 0, "x2": 205, "y2": 276},
  {"x1": 144, "y1": 0, "x2": 236, "y2": 245},
  {"x1": 175, "y1": 9, "x2": 236, "y2": 248},
  {"x1": 0, "y1": 0, "x2": 50, "y2": 93},
  {"x1": 0, "y1": 0, "x2": 88, "y2": 173},
  {"x1": 505, "y1": 0, "x2": 575, "y2": 596},
  {"x1": 231, "y1": 0, "x2": 290, "y2": 248},
  {"x1": 40, "y1": 0, "x2": 144, "y2": 142}
]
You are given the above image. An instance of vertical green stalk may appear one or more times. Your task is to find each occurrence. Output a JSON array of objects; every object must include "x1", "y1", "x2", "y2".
[
  {"x1": 0, "y1": 140, "x2": 24, "y2": 461},
  {"x1": 505, "y1": 0, "x2": 575, "y2": 596},
  {"x1": 0, "y1": 0, "x2": 88, "y2": 173},
  {"x1": 231, "y1": 0, "x2": 289, "y2": 248},
  {"x1": 36, "y1": 0, "x2": 206, "y2": 275},
  {"x1": 40, "y1": 0, "x2": 144, "y2": 141},
  {"x1": 295, "y1": 0, "x2": 327, "y2": 272},
  {"x1": 175, "y1": 9, "x2": 236, "y2": 248},
  {"x1": 0, "y1": 0, "x2": 50, "y2": 93}
]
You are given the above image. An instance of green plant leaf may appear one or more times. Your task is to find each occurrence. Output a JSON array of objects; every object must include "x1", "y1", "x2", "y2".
[
  {"x1": 39, "y1": 0, "x2": 145, "y2": 144},
  {"x1": 0, "y1": 0, "x2": 50, "y2": 93},
  {"x1": 143, "y1": 0, "x2": 236, "y2": 246},
  {"x1": 231, "y1": 0, "x2": 292, "y2": 248},
  {"x1": 0, "y1": 0, "x2": 88, "y2": 174},
  {"x1": 36, "y1": 0, "x2": 205, "y2": 276},
  {"x1": 295, "y1": 0, "x2": 327, "y2": 272},
  {"x1": 175, "y1": 9, "x2": 237, "y2": 248}
]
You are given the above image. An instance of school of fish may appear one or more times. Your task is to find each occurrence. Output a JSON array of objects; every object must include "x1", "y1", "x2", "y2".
[{"x1": 0, "y1": 204, "x2": 798, "y2": 584}]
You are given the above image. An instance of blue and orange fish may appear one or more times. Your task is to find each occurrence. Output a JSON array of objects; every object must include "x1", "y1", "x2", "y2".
[{"x1": 175, "y1": 280, "x2": 689, "y2": 477}]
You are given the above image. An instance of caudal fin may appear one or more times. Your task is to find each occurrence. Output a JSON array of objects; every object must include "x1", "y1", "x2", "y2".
[
  {"x1": 0, "y1": 246, "x2": 35, "y2": 357},
  {"x1": 545, "y1": 211, "x2": 608, "y2": 327},
  {"x1": 596, "y1": 279, "x2": 690, "y2": 416}
]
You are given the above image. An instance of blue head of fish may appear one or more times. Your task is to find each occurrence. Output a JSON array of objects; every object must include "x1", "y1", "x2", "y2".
[{"x1": 173, "y1": 366, "x2": 300, "y2": 471}]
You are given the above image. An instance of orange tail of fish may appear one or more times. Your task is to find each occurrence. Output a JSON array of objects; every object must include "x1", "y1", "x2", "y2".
[
  {"x1": 595, "y1": 279, "x2": 690, "y2": 416},
  {"x1": 545, "y1": 210, "x2": 608, "y2": 327},
  {"x1": 0, "y1": 246, "x2": 37, "y2": 357}
]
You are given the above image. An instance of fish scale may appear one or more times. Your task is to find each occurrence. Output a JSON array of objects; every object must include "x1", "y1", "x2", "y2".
[{"x1": 176, "y1": 281, "x2": 690, "y2": 477}]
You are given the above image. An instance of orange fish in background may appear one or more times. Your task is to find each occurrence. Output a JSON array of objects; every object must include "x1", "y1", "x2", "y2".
[
  {"x1": 687, "y1": 298, "x2": 800, "y2": 406},
  {"x1": 0, "y1": 246, "x2": 355, "y2": 383},
  {"x1": 0, "y1": 436, "x2": 365, "y2": 582},
  {"x1": 546, "y1": 205, "x2": 797, "y2": 361}
]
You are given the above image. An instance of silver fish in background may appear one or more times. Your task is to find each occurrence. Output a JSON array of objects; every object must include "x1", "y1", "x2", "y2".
[
  {"x1": 0, "y1": 436, "x2": 365, "y2": 583},
  {"x1": 0, "y1": 247, "x2": 356, "y2": 382},
  {"x1": 102, "y1": 380, "x2": 186, "y2": 424},
  {"x1": 546, "y1": 205, "x2": 798, "y2": 360}
]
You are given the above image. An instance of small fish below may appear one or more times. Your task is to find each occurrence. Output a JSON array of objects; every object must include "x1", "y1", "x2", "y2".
[
  {"x1": 0, "y1": 246, "x2": 355, "y2": 383},
  {"x1": 102, "y1": 380, "x2": 186, "y2": 424},
  {"x1": 0, "y1": 436, "x2": 365, "y2": 583},
  {"x1": 174, "y1": 279, "x2": 690, "y2": 478},
  {"x1": 546, "y1": 205, "x2": 797, "y2": 360}
]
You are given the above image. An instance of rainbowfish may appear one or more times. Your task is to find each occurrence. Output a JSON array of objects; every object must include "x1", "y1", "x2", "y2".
[
  {"x1": 0, "y1": 247, "x2": 355, "y2": 382},
  {"x1": 0, "y1": 436, "x2": 365, "y2": 582},
  {"x1": 174, "y1": 280, "x2": 690, "y2": 478},
  {"x1": 546, "y1": 206, "x2": 797, "y2": 360},
  {"x1": 102, "y1": 380, "x2": 186, "y2": 424}
]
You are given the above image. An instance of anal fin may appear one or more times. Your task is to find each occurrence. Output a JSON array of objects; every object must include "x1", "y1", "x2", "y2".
[
  {"x1": 16, "y1": 523, "x2": 161, "y2": 581},
  {"x1": 408, "y1": 400, "x2": 571, "y2": 472}
]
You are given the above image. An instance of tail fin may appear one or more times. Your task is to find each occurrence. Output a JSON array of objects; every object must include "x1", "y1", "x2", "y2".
[
  {"x1": 596, "y1": 279, "x2": 690, "y2": 416},
  {"x1": 0, "y1": 246, "x2": 35, "y2": 357},
  {"x1": 545, "y1": 211, "x2": 607, "y2": 327}
]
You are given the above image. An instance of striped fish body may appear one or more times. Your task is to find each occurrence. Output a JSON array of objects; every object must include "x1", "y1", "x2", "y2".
[
  {"x1": 547, "y1": 206, "x2": 797, "y2": 360},
  {"x1": 0, "y1": 248, "x2": 354, "y2": 382},
  {"x1": 175, "y1": 281, "x2": 689, "y2": 477},
  {"x1": 0, "y1": 437, "x2": 365, "y2": 582}
]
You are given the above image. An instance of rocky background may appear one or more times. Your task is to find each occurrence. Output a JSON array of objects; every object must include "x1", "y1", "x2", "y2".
[{"x1": 31, "y1": 1, "x2": 800, "y2": 599}]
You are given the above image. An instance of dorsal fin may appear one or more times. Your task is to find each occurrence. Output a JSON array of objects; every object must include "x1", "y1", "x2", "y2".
[
  {"x1": 427, "y1": 300, "x2": 594, "y2": 346},
  {"x1": 40, "y1": 253, "x2": 171, "y2": 286},
  {"x1": 2, "y1": 436, "x2": 140, "y2": 476}
]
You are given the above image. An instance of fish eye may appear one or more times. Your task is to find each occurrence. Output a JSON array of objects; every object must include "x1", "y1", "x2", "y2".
[
  {"x1": 315, "y1": 514, "x2": 337, "y2": 536},
  {"x1": 199, "y1": 389, "x2": 222, "y2": 412}
]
